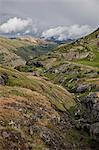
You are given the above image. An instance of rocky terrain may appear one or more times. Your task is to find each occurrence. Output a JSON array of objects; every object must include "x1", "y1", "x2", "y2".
[{"x1": 0, "y1": 28, "x2": 99, "y2": 150}]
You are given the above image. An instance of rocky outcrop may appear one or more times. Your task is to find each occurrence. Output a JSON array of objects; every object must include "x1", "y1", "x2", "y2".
[
  {"x1": 81, "y1": 93, "x2": 99, "y2": 122},
  {"x1": 76, "y1": 93, "x2": 99, "y2": 144},
  {"x1": 0, "y1": 73, "x2": 8, "y2": 85},
  {"x1": 26, "y1": 60, "x2": 44, "y2": 68}
]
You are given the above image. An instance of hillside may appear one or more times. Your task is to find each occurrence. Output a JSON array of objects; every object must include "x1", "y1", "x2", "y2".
[
  {"x1": 17, "y1": 29, "x2": 99, "y2": 93},
  {"x1": 52, "y1": 28, "x2": 99, "y2": 67},
  {"x1": 0, "y1": 36, "x2": 57, "y2": 67},
  {"x1": 14, "y1": 28, "x2": 99, "y2": 149},
  {"x1": 0, "y1": 28, "x2": 99, "y2": 150},
  {"x1": 0, "y1": 66, "x2": 93, "y2": 150}
]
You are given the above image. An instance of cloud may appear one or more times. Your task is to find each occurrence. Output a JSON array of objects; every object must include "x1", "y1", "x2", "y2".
[
  {"x1": 42, "y1": 25, "x2": 93, "y2": 41},
  {"x1": 0, "y1": 16, "x2": 95, "y2": 40},
  {"x1": 0, "y1": 0, "x2": 98, "y2": 28},
  {"x1": 23, "y1": 30, "x2": 31, "y2": 35},
  {"x1": 0, "y1": 17, "x2": 32, "y2": 33}
]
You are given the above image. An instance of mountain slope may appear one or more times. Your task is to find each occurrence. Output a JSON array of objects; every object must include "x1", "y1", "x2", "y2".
[
  {"x1": 14, "y1": 28, "x2": 99, "y2": 149},
  {"x1": 0, "y1": 28, "x2": 99, "y2": 150},
  {"x1": 53, "y1": 28, "x2": 99, "y2": 67},
  {"x1": 0, "y1": 66, "x2": 93, "y2": 150},
  {"x1": 0, "y1": 36, "x2": 57, "y2": 67}
]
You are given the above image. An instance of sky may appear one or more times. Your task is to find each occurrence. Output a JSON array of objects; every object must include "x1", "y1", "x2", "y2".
[{"x1": 0, "y1": 0, "x2": 99, "y2": 40}]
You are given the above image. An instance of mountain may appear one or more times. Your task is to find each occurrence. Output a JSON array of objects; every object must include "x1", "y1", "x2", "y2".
[
  {"x1": 42, "y1": 36, "x2": 74, "y2": 44},
  {"x1": 0, "y1": 28, "x2": 99, "y2": 150},
  {"x1": 0, "y1": 36, "x2": 57, "y2": 67}
]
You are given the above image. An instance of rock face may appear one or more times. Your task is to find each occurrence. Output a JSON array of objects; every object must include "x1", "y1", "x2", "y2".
[
  {"x1": 77, "y1": 93, "x2": 99, "y2": 144},
  {"x1": 81, "y1": 93, "x2": 99, "y2": 122}
]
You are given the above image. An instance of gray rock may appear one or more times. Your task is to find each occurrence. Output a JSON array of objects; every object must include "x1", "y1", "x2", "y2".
[
  {"x1": 90, "y1": 122, "x2": 99, "y2": 141},
  {"x1": 76, "y1": 85, "x2": 88, "y2": 93},
  {"x1": 81, "y1": 93, "x2": 99, "y2": 122},
  {"x1": 2, "y1": 131, "x2": 10, "y2": 138},
  {"x1": 0, "y1": 76, "x2": 5, "y2": 85},
  {"x1": 0, "y1": 73, "x2": 8, "y2": 85},
  {"x1": 76, "y1": 84, "x2": 96, "y2": 93},
  {"x1": 81, "y1": 93, "x2": 98, "y2": 112}
]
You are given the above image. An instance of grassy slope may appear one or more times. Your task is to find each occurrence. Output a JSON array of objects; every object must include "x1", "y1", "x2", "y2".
[
  {"x1": 54, "y1": 28, "x2": 99, "y2": 68},
  {"x1": 0, "y1": 37, "x2": 56, "y2": 66},
  {"x1": 1, "y1": 66, "x2": 91, "y2": 150}
]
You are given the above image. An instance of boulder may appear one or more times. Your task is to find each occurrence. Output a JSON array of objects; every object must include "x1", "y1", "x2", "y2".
[
  {"x1": 76, "y1": 84, "x2": 96, "y2": 93},
  {"x1": 76, "y1": 85, "x2": 88, "y2": 93}
]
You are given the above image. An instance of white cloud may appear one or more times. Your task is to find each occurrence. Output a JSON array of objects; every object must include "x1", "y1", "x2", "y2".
[
  {"x1": 42, "y1": 25, "x2": 93, "y2": 41},
  {"x1": 23, "y1": 30, "x2": 31, "y2": 35},
  {"x1": 0, "y1": 17, "x2": 32, "y2": 33},
  {"x1": 0, "y1": 17, "x2": 95, "y2": 40}
]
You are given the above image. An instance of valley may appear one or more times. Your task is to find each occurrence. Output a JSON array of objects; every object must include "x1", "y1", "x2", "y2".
[{"x1": 0, "y1": 28, "x2": 99, "y2": 150}]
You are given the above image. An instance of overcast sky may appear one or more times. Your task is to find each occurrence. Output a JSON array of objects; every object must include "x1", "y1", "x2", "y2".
[{"x1": 0, "y1": 0, "x2": 99, "y2": 39}]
